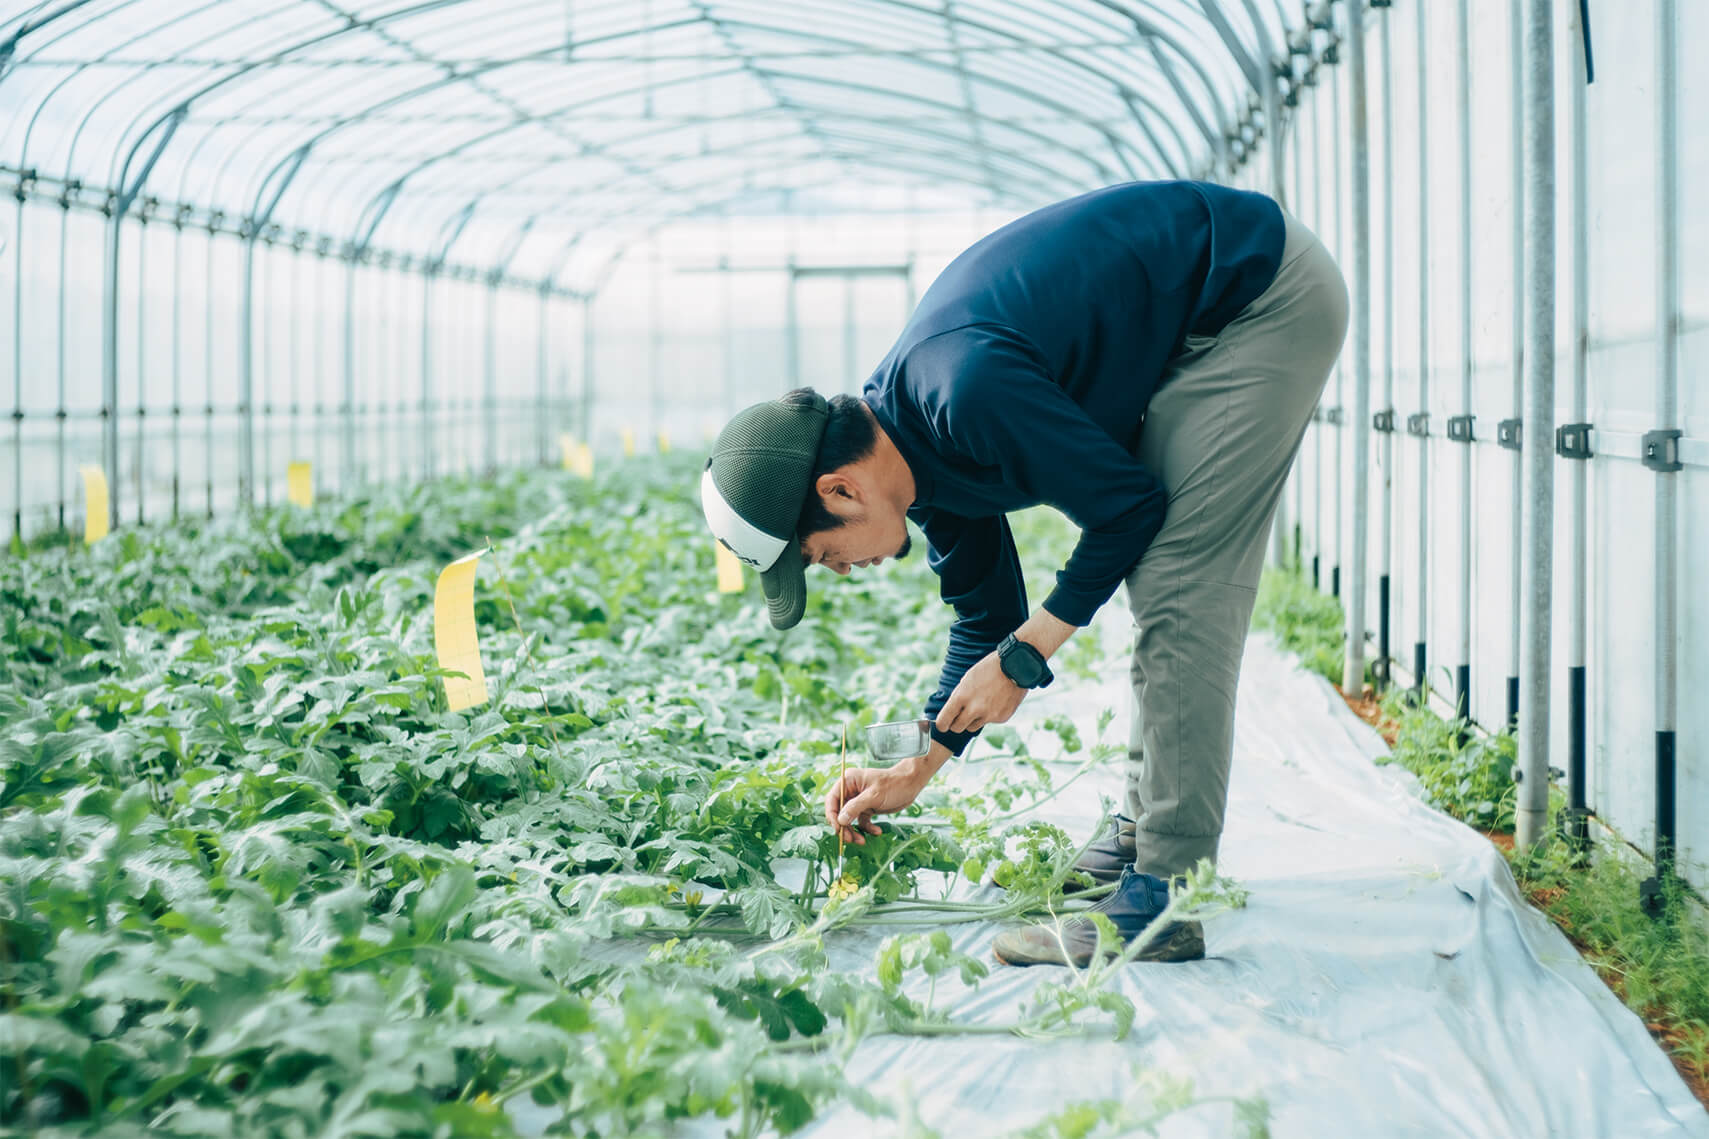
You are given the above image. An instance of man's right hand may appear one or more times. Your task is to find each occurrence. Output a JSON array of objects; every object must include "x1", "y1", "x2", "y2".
[{"x1": 824, "y1": 754, "x2": 937, "y2": 845}]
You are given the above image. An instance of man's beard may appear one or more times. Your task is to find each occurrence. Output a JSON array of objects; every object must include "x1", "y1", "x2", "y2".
[{"x1": 894, "y1": 532, "x2": 912, "y2": 560}]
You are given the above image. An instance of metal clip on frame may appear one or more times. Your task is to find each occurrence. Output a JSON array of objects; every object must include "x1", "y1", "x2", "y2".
[
  {"x1": 1372, "y1": 409, "x2": 1395, "y2": 433},
  {"x1": 1405, "y1": 412, "x2": 1430, "y2": 437},
  {"x1": 1446, "y1": 414, "x2": 1474, "y2": 443},
  {"x1": 1497, "y1": 418, "x2": 1522, "y2": 451},
  {"x1": 1640, "y1": 428, "x2": 1682, "y2": 472},
  {"x1": 1555, "y1": 422, "x2": 1593, "y2": 459}
]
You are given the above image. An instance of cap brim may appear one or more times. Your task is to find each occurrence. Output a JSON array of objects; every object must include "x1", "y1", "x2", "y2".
[{"x1": 759, "y1": 547, "x2": 808, "y2": 630}]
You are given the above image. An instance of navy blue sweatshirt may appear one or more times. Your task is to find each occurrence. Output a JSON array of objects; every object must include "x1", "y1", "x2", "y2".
[{"x1": 861, "y1": 180, "x2": 1285, "y2": 755}]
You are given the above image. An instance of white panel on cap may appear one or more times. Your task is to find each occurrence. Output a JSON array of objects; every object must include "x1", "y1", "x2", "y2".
[{"x1": 700, "y1": 468, "x2": 789, "y2": 571}]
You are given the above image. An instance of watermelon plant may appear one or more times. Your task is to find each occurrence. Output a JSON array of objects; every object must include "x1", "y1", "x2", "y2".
[{"x1": 0, "y1": 457, "x2": 1260, "y2": 1137}]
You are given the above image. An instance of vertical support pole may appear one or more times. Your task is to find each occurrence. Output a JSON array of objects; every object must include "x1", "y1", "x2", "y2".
[
  {"x1": 1343, "y1": 0, "x2": 1371, "y2": 694},
  {"x1": 1265, "y1": 47, "x2": 1288, "y2": 571},
  {"x1": 785, "y1": 260, "x2": 800, "y2": 391},
  {"x1": 11, "y1": 192, "x2": 24, "y2": 542},
  {"x1": 1292, "y1": 109, "x2": 1305, "y2": 572},
  {"x1": 1330, "y1": 35, "x2": 1344, "y2": 603},
  {"x1": 135, "y1": 217, "x2": 147, "y2": 524},
  {"x1": 536, "y1": 286, "x2": 549, "y2": 466},
  {"x1": 1378, "y1": 5, "x2": 1396, "y2": 690},
  {"x1": 649, "y1": 239, "x2": 662, "y2": 444},
  {"x1": 204, "y1": 223, "x2": 217, "y2": 516},
  {"x1": 843, "y1": 273, "x2": 857, "y2": 396},
  {"x1": 1564, "y1": 0, "x2": 1592, "y2": 852},
  {"x1": 421, "y1": 269, "x2": 435, "y2": 479},
  {"x1": 102, "y1": 207, "x2": 123, "y2": 529},
  {"x1": 342, "y1": 256, "x2": 358, "y2": 488},
  {"x1": 1413, "y1": 0, "x2": 1432, "y2": 703},
  {"x1": 484, "y1": 282, "x2": 498, "y2": 474},
  {"x1": 1515, "y1": 0, "x2": 1556, "y2": 853},
  {"x1": 1308, "y1": 90, "x2": 1322, "y2": 591},
  {"x1": 1507, "y1": 0, "x2": 1526, "y2": 732},
  {"x1": 57, "y1": 198, "x2": 69, "y2": 533},
  {"x1": 238, "y1": 231, "x2": 258, "y2": 507},
  {"x1": 721, "y1": 255, "x2": 736, "y2": 420},
  {"x1": 1454, "y1": 0, "x2": 1474, "y2": 724},
  {"x1": 581, "y1": 293, "x2": 596, "y2": 450},
  {"x1": 1642, "y1": 0, "x2": 1680, "y2": 907}
]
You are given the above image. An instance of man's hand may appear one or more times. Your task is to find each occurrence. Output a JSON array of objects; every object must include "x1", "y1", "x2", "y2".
[
  {"x1": 825, "y1": 760, "x2": 931, "y2": 845},
  {"x1": 935, "y1": 650, "x2": 1025, "y2": 735}
]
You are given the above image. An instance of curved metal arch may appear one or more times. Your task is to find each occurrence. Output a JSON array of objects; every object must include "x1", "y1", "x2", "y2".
[
  {"x1": 320, "y1": 62, "x2": 1140, "y2": 260},
  {"x1": 370, "y1": 102, "x2": 1087, "y2": 267},
  {"x1": 69, "y1": 0, "x2": 1212, "y2": 236},
  {"x1": 227, "y1": 19, "x2": 1160, "y2": 240}
]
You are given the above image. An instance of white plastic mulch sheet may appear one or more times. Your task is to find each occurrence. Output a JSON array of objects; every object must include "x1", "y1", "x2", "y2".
[{"x1": 799, "y1": 631, "x2": 1709, "y2": 1138}]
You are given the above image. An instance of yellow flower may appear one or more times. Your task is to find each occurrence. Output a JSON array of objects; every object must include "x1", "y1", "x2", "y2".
[{"x1": 827, "y1": 874, "x2": 860, "y2": 901}]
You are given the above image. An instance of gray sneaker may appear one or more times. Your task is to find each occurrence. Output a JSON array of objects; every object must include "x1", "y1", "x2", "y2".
[
  {"x1": 1064, "y1": 812, "x2": 1137, "y2": 892},
  {"x1": 992, "y1": 868, "x2": 1206, "y2": 968}
]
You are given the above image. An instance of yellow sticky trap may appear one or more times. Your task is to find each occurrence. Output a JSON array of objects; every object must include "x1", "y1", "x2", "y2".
[
  {"x1": 658, "y1": 430, "x2": 671, "y2": 455},
  {"x1": 434, "y1": 549, "x2": 489, "y2": 712},
  {"x1": 559, "y1": 433, "x2": 577, "y2": 470},
  {"x1": 715, "y1": 541, "x2": 744, "y2": 593},
  {"x1": 621, "y1": 427, "x2": 636, "y2": 457},
  {"x1": 79, "y1": 465, "x2": 109, "y2": 545},
  {"x1": 286, "y1": 461, "x2": 313, "y2": 507},
  {"x1": 572, "y1": 443, "x2": 595, "y2": 478}
]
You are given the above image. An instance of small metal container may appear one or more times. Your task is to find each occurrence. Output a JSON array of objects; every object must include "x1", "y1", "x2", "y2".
[{"x1": 866, "y1": 718, "x2": 933, "y2": 762}]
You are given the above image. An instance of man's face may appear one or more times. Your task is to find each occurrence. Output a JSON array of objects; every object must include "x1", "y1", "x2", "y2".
[{"x1": 799, "y1": 502, "x2": 912, "y2": 576}]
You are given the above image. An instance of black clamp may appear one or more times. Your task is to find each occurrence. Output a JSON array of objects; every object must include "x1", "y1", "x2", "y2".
[
  {"x1": 1373, "y1": 409, "x2": 1396, "y2": 433},
  {"x1": 1405, "y1": 412, "x2": 1430, "y2": 437},
  {"x1": 1497, "y1": 418, "x2": 1523, "y2": 451},
  {"x1": 1446, "y1": 414, "x2": 1475, "y2": 443},
  {"x1": 1641, "y1": 429, "x2": 1682, "y2": 473},
  {"x1": 1556, "y1": 422, "x2": 1593, "y2": 459},
  {"x1": 1323, "y1": 406, "x2": 1344, "y2": 426}
]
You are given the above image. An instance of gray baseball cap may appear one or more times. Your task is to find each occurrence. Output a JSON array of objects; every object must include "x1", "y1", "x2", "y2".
[{"x1": 700, "y1": 392, "x2": 829, "y2": 629}]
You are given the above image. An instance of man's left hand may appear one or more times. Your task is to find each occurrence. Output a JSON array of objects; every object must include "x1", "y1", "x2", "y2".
[{"x1": 935, "y1": 650, "x2": 1026, "y2": 735}]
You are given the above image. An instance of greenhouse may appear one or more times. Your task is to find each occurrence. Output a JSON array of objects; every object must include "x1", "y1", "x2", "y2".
[{"x1": 2, "y1": 0, "x2": 1706, "y2": 1134}]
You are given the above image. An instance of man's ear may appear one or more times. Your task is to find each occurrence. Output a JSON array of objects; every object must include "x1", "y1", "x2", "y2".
[{"x1": 815, "y1": 470, "x2": 862, "y2": 504}]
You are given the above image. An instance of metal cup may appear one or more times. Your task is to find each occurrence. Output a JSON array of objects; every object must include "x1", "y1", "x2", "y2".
[{"x1": 866, "y1": 718, "x2": 933, "y2": 762}]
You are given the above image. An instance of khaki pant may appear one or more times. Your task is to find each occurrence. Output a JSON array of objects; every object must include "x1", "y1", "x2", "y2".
[{"x1": 1124, "y1": 212, "x2": 1349, "y2": 876}]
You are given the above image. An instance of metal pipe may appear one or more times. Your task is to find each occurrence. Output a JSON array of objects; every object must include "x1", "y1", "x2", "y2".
[
  {"x1": 135, "y1": 217, "x2": 146, "y2": 524},
  {"x1": 1565, "y1": 0, "x2": 1592, "y2": 850},
  {"x1": 1647, "y1": 0, "x2": 1680, "y2": 895},
  {"x1": 1378, "y1": 4, "x2": 1395, "y2": 690},
  {"x1": 1454, "y1": 0, "x2": 1473, "y2": 723},
  {"x1": 1308, "y1": 85, "x2": 1322, "y2": 591},
  {"x1": 785, "y1": 257, "x2": 801, "y2": 390},
  {"x1": 8, "y1": 193, "x2": 19, "y2": 543},
  {"x1": 342, "y1": 257, "x2": 357, "y2": 487},
  {"x1": 203, "y1": 221, "x2": 215, "y2": 516},
  {"x1": 484, "y1": 282, "x2": 498, "y2": 474},
  {"x1": 1413, "y1": 0, "x2": 1431, "y2": 703},
  {"x1": 537, "y1": 287, "x2": 549, "y2": 466},
  {"x1": 1507, "y1": 0, "x2": 1525, "y2": 732},
  {"x1": 1329, "y1": 34, "x2": 1344, "y2": 602},
  {"x1": 1343, "y1": 0, "x2": 1370, "y2": 694},
  {"x1": 1515, "y1": 0, "x2": 1556, "y2": 853},
  {"x1": 582, "y1": 293, "x2": 597, "y2": 451},
  {"x1": 421, "y1": 269, "x2": 435, "y2": 479}
]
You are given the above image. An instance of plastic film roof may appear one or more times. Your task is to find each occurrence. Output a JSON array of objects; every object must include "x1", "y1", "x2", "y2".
[{"x1": 0, "y1": 0, "x2": 1305, "y2": 287}]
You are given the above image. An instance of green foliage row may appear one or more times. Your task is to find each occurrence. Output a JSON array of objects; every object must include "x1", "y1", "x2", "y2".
[{"x1": 2, "y1": 458, "x2": 1258, "y2": 1137}]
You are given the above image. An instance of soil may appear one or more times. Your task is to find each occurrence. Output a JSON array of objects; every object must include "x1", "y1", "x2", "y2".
[{"x1": 1329, "y1": 682, "x2": 1709, "y2": 1113}]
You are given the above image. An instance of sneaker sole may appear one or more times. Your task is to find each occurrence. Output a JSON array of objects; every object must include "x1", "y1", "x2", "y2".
[{"x1": 991, "y1": 923, "x2": 1207, "y2": 968}]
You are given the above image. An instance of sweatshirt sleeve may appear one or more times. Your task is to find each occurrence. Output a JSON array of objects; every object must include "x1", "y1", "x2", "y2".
[
  {"x1": 912, "y1": 506, "x2": 1028, "y2": 756},
  {"x1": 914, "y1": 325, "x2": 1170, "y2": 627}
]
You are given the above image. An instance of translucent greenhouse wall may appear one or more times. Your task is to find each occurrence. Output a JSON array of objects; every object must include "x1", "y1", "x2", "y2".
[{"x1": 1260, "y1": 1, "x2": 1706, "y2": 894}]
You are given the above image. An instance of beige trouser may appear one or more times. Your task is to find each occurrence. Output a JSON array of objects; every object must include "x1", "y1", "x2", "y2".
[{"x1": 1123, "y1": 212, "x2": 1349, "y2": 877}]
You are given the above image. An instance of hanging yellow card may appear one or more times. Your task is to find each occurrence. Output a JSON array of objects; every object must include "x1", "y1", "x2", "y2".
[
  {"x1": 715, "y1": 541, "x2": 744, "y2": 593},
  {"x1": 559, "y1": 433, "x2": 577, "y2": 470},
  {"x1": 572, "y1": 442, "x2": 595, "y2": 478},
  {"x1": 79, "y1": 465, "x2": 109, "y2": 545},
  {"x1": 658, "y1": 430, "x2": 671, "y2": 454},
  {"x1": 434, "y1": 549, "x2": 489, "y2": 712},
  {"x1": 621, "y1": 426, "x2": 636, "y2": 457},
  {"x1": 286, "y1": 461, "x2": 313, "y2": 507}
]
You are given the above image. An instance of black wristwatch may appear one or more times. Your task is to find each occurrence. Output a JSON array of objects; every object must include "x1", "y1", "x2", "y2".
[{"x1": 997, "y1": 633, "x2": 1054, "y2": 690}]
